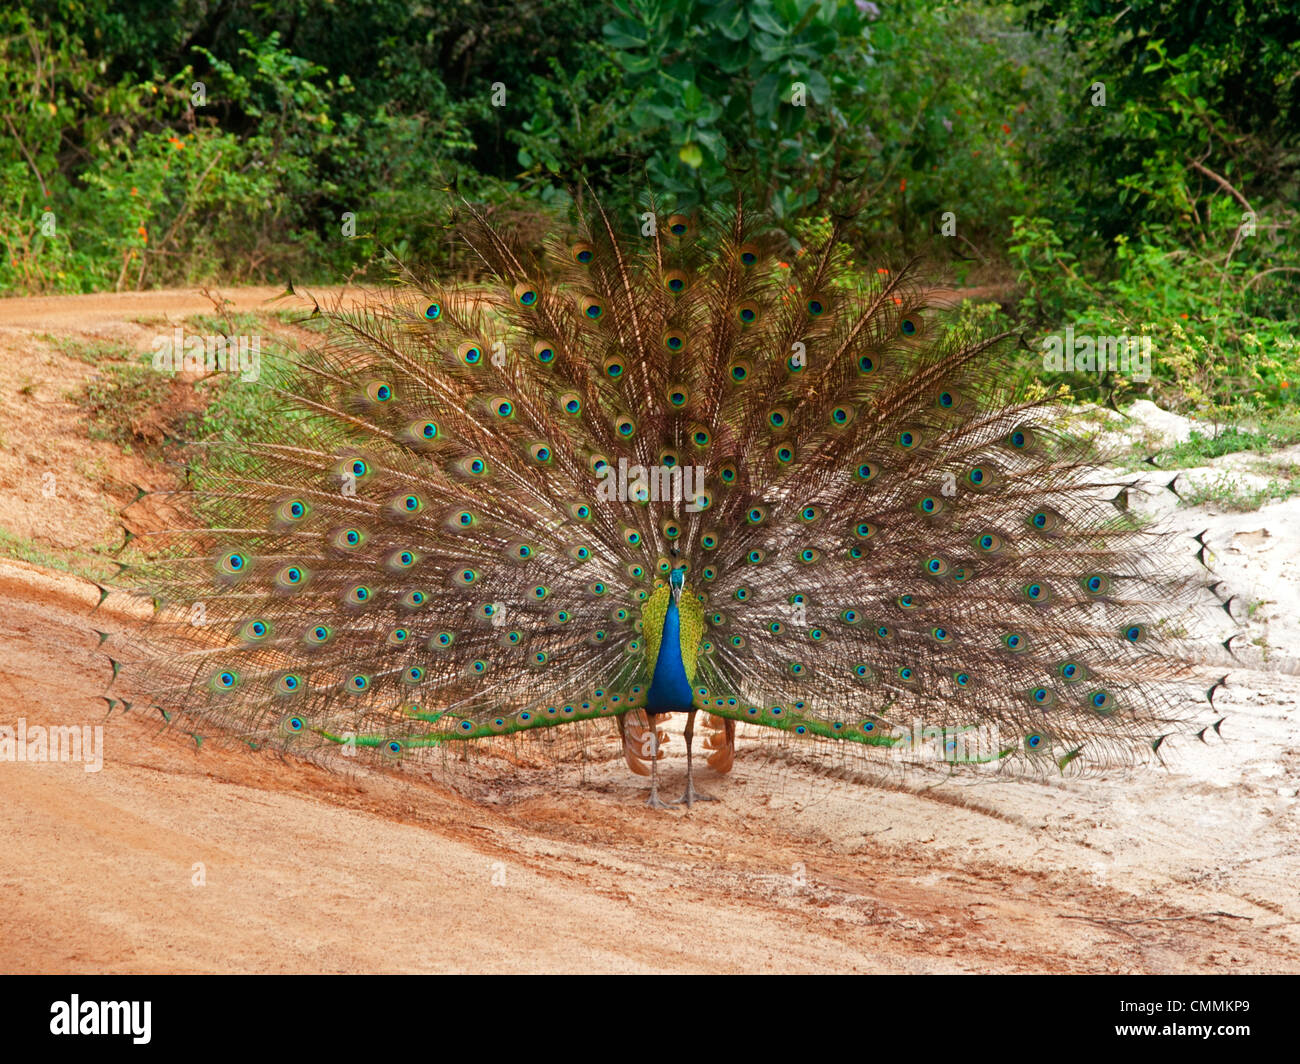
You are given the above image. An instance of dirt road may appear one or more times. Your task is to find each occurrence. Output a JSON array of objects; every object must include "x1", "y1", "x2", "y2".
[{"x1": 0, "y1": 287, "x2": 1296, "y2": 973}]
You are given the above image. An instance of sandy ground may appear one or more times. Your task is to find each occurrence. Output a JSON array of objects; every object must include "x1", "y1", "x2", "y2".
[{"x1": 0, "y1": 288, "x2": 1297, "y2": 974}]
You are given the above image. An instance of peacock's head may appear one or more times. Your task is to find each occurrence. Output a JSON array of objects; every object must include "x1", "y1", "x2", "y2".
[{"x1": 669, "y1": 565, "x2": 686, "y2": 601}]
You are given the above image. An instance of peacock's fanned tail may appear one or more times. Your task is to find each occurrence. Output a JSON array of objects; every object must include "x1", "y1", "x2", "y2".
[{"x1": 115, "y1": 201, "x2": 1229, "y2": 778}]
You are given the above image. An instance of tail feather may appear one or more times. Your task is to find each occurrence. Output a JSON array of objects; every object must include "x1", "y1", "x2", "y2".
[{"x1": 111, "y1": 200, "x2": 1230, "y2": 781}]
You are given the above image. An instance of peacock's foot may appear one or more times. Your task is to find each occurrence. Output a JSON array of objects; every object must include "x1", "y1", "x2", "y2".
[
  {"x1": 645, "y1": 791, "x2": 677, "y2": 811},
  {"x1": 674, "y1": 783, "x2": 718, "y2": 807}
]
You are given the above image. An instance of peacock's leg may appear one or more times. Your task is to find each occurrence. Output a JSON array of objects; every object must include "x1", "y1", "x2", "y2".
[
  {"x1": 645, "y1": 712, "x2": 674, "y2": 810},
  {"x1": 676, "y1": 709, "x2": 718, "y2": 807}
]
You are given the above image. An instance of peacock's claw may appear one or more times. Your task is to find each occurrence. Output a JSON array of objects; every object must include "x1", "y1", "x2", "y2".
[
  {"x1": 645, "y1": 792, "x2": 677, "y2": 811},
  {"x1": 674, "y1": 784, "x2": 718, "y2": 807}
]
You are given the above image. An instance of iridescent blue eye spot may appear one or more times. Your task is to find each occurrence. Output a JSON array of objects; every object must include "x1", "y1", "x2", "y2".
[
  {"x1": 289, "y1": 502, "x2": 304, "y2": 517},
  {"x1": 352, "y1": 460, "x2": 367, "y2": 476},
  {"x1": 564, "y1": 399, "x2": 580, "y2": 414},
  {"x1": 980, "y1": 535, "x2": 994, "y2": 550},
  {"x1": 807, "y1": 299, "x2": 824, "y2": 316},
  {"x1": 969, "y1": 468, "x2": 984, "y2": 484},
  {"x1": 1006, "y1": 634, "x2": 1021, "y2": 649},
  {"x1": 537, "y1": 347, "x2": 555, "y2": 362},
  {"x1": 403, "y1": 496, "x2": 419, "y2": 511},
  {"x1": 899, "y1": 431, "x2": 915, "y2": 448},
  {"x1": 218, "y1": 672, "x2": 235, "y2": 688},
  {"x1": 876, "y1": 625, "x2": 889, "y2": 638},
  {"x1": 899, "y1": 667, "x2": 913, "y2": 680},
  {"x1": 313, "y1": 626, "x2": 328, "y2": 640},
  {"x1": 284, "y1": 678, "x2": 299, "y2": 691},
  {"x1": 250, "y1": 622, "x2": 265, "y2": 636},
  {"x1": 464, "y1": 347, "x2": 481, "y2": 364},
  {"x1": 668, "y1": 277, "x2": 684, "y2": 292},
  {"x1": 921, "y1": 497, "x2": 936, "y2": 513},
  {"x1": 1063, "y1": 663, "x2": 1078, "y2": 678},
  {"x1": 1088, "y1": 576, "x2": 1103, "y2": 591},
  {"x1": 461, "y1": 570, "x2": 474, "y2": 582},
  {"x1": 1032, "y1": 688, "x2": 1050, "y2": 703},
  {"x1": 1011, "y1": 430, "x2": 1026, "y2": 447},
  {"x1": 459, "y1": 512, "x2": 472, "y2": 526},
  {"x1": 519, "y1": 289, "x2": 537, "y2": 306},
  {"x1": 901, "y1": 318, "x2": 918, "y2": 336},
  {"x1": 1027, "y1": 584, "x2": 1043, "y2": 599},
  {"x1": 671, "y1": 222, "x2": 687, "y2": 236},
  {"x1": 424, "y1": 303, "x2": 441, "y2": 320},
  {"x1": 1033, "y1": 513, "x2": 1047, "y2": 528},
  {"x1": 346, "y1": 530, "x2": 359, "y2": 544},
  {"x1": 422, "y1": 422, "x2": 438, "y2": 439},
  {"x1": 375, "y1": 384, "x2": 391, "y2": 401},
  {"x1": 496, "y1": 400, "x2": 513, "y2": 417},
  {"x1": 739, "y1": 307, "x2": 756, "y2": 323},
  {"x1": 586, "y1": 303, "x2": 602, "y2": 319},
  {"x1": 438, "y1": 633, "x2": 452, "y2": 646},
  {"x1": 858, "y1": 355, "x2": 875, "y2": 373},
  {"x1": 285, "y1": 567, "x2": 301, "y2": 583},
  {"x1": 1027, "y1": 734, "x2": 1042, "y2": 748},
  {"x1": 1124, "y1": 625, "x2": 1141, "y2": 642},
  {"x1": 227, "y1": 554, "x2": 244, "y2": 570},
  {"x1": 470, "y1": 459, "x2": 486, "y2": 473},
  {"x1": 666, "y1": 335, "x2": 683, "y2": 351},
  {"x1": 939, "y1": 392, "x2": 954, "y2": 407},
  {"x1": 288, "y1": 715, "x2": 304, "y2": 730},
  {"x1": 928, "y1": 559, "x2": 942, "y2": 573},
  {"x1": 955, "y1": 672, "x2": 969, "y2": 686}
]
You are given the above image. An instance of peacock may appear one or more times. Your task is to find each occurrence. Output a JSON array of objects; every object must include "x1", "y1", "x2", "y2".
[{"x1": 113, "y1": 199, "x2": 1231, "y2": 808}]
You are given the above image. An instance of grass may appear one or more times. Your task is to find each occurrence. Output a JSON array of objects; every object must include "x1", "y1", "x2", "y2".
[
  {"x1": 37, "y1": 333, "x2": 135, "y2": 365},
  {"x1": 73, "y1": 357, "x2": 174, "y2": 449},
  {"x1": 1161, "y1": 426, "x2": 1292, "y2": 467},
  {"x1": 0, "y1": 527, "x2": 119, "y2": 582},
  {"x1": 1178, "y1": 469, "x2": 1300, "y2": 511}
]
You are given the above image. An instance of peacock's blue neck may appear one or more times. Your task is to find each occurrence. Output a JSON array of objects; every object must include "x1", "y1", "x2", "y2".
[{"x1": 646, "y1": 595, "x2": 695, "y2": 713}]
